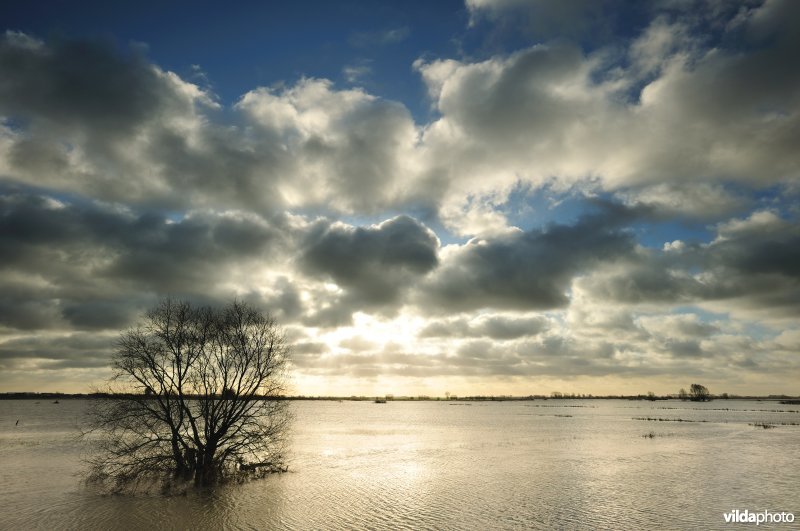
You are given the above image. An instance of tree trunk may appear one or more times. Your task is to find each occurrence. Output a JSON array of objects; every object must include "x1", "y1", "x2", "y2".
[
  {"x1": 194, "y1": 445, "x2": 218, "y2": 486},
  {"x1": 179, "y1": 447, "x2": 197, "y2": 478},
  {"x1": 172, "y1": 435, "x2": 189, "y2": 477},
  {"x1": 194, "y1": 464, "x2": 217, "y2": 486}
]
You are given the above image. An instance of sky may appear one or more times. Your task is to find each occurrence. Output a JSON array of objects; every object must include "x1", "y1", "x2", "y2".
[{"x1": 0, "y1": 0, "x2": 798, "y2": 397}]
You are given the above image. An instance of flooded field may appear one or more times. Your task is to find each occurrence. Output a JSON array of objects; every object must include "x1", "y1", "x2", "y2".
[{"x1": 1, "y1": 399, "x2": 798, "y2": 529}]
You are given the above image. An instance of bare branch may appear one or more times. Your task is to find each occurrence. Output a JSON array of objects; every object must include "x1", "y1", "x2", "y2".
[{"x1": 84, "y1": 298, "x2": 291, "y2": 491}]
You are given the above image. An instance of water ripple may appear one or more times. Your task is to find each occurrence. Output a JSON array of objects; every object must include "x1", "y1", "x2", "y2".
[{"x1": 1, "y1": 399, "x2": 799, "y2": 529}]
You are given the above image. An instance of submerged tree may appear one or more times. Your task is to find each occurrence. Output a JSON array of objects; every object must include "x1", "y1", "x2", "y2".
[
  {"x1": 689, "y1": 383, "x2": 711, "y2": 402},
  {"x1": 86, "y1": 298, "x2": 291, "y2": 490}
]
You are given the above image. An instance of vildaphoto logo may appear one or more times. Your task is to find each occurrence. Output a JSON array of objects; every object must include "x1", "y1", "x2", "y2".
[{"x1": 724, "y1": 509, "x2": 795, "y2": 525}]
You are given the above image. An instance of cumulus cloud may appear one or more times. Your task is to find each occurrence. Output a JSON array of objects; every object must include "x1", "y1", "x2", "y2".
[
  {"x1": 0, "y1": 32, "x2": 234, "y2": 209},
  {"x1": 416, "y1": 1, "x2": 800, "y2": 231},
  {"x1": 300, "y1": 215, "x2": 439, "y2": 308},
  {"x1": 617, "y1": 182, "x2": 748, "y2": 219},
  {"x1": 0, "y1": 34, "x2": 424, "y2": 217},
  {"x1": 0, "y1": 32, "x2": 208, "y2": 135},
  {"x1": 420, "y1": 314, "x2": 550, "y2": 339},
  {"x1": 637, "y1": 313, "x2": 720, "y2": 339},
  {"x1": 1, "y1": 1, "x2": 799, "y2": 394},
  {"x1": 577, "y1": 209, "x2": 800, "y2": 320},
  {"x1": 236, "y1": 78, "x2": 421, "y2": 214},
  {"x1": 0, "y1": 190, "x2": 292, "y2": 332},
  {"x1": 419, "y1": 206, "x2": 637, "y2": 312},
  {"x1": 0, "y1": 332, "x2": 114, "y2": 371}
]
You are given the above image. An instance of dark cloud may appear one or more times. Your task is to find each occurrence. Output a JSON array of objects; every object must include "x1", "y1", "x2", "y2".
[
  {"x1": 421, "y1": 207, "x2": 636, "y2": 311},
  {"x1": 669, "y1": 319, "x2": 718, "y2": 338},
  {"x1": 0, "y1": 34, "x2": 426, "y2": 217},
  {"x1": 0, "y1": 32, "x2": 180, "y2": 135},
  {"x1": 420, "y1": 315, "x2": 549, "y2": 340},
  {"x1": 61, "y1": 300, "x2": 141, "y2": 330},
  {"x1": 0, "y1": 332, "x2": 113, "y2": 371},
  {"x1": 0, "y1": 32, "x2": 291, "y2": 213},
  {"x1": 0, "y1": 297, "x2": 62, "y2": 331},
  {"x1": 240, "y1": 277, "x2": 305, "y2": 322},
  {"x1": 301, "y1": 215, "x2": 439, "y2": 307},
  {"x1": 418, "y1": 0, "x2": 800, "y2": 231},
  {"x1": 718, "y1": 233, "x2": 800, "y2": 278},
  {"x1": 1, "y1": 5, "x2": 799, "y2": 393},
  {"x1": 301, "y1": 299, "x2": 357, "y2": 328},
  {"x1": 662, "y1": 339, "x2": 704, "y2": 358},
  {"x1": 139, "y1": 124, "x2": 289, "y2": 212},
  {"x1": 581, "y1": 210, "x2": 800, "y2": 315},
  {"x1": 303, "y1": 334, "x2": 666, "y2": 380},
  {"x1": 106, "y1": 211, "x2": 283, "y2": 292},
  {"x1": 289, "y1": 341, "x2": 330, "y2": 369},
  {"x1": 584, "y1": 262, "x2": 701, "y2": 304},
  {"x1": 0, "y1": 191, "x2": 286, "y2": 330}
]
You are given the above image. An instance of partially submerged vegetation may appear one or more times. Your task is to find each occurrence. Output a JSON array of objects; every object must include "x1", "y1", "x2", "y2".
[
  {"x1": 641, "y1": 431, "x2": 674, "y2": 438},
  {"x1": 749, "y1": 421, "x2": 800, "y2": 429},
  {"x1": 633, "y1": 417, "x2": 709, "y2": 423},
  {"x1": 84, "y1": 298, "x2": 291, "y2": 492}
]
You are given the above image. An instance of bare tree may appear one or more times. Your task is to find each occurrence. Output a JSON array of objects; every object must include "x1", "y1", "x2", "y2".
[{"x1": 86, "y1": 298, "x2": 291, "y2": 490}]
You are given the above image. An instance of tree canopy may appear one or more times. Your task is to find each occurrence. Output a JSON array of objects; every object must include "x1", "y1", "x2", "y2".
[
  {"x1": 689, "y1": 383, "x2": 711, "y2": 402},
  {"x1": 86, "y1": 298, "x2": 291, "y2": 490}
]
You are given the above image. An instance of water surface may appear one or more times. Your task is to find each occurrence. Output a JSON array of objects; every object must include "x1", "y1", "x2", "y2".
[{"x1": 1, "y1": 399, "x2": 798, "y2": 529}]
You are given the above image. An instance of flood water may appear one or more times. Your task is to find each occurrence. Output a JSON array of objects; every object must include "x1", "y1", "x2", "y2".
[{"x1": 1, "y1": 398, "x2": 798, "y2": 529}]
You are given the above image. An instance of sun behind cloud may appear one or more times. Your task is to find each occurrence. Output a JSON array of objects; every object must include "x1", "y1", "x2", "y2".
[{"x1": 0, "y1": 1, "x2": 799, "y2": 396}]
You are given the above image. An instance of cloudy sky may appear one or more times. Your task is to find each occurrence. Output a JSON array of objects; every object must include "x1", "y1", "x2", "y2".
[{"x1": 1, "y1": 0, "x2": 798, "y2": 396}]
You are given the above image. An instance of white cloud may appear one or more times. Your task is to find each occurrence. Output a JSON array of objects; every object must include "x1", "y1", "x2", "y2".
[
  {"x1": 1, "y1": 1, "x2": 799, "y2": 395},
  {"x1": 637, "y1": 313, "x2": 720, "y2": 339},
  {"x1": 629, "y1": 16, "x2": 691, "y2": 76},
  {"x1": 343, "y1": 63, "x2": 372, "y2": 84},
  {"x1": 413, "y1": 1, "x2": 800, "y2": 228},
  {"x1": 348, "y1": 27, "x2": 410, "y2": 48},
  {"x1": 237, "y1": 78, "x2": 421, "y2": 213},
  {"x1": 619, "y1": 183, "x2": 747, "y2": 219},
  {"x1": 714, "y1": 210, "x2": 787, "y2": 241}
]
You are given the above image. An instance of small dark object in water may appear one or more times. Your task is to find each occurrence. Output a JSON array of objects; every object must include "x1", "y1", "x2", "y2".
[
  {"x1": 53, "y1": 400, "x2": 60, "y2": 404},
  {"x1": 15, "y1": 419, "x2": 19, "y2": 426}
]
